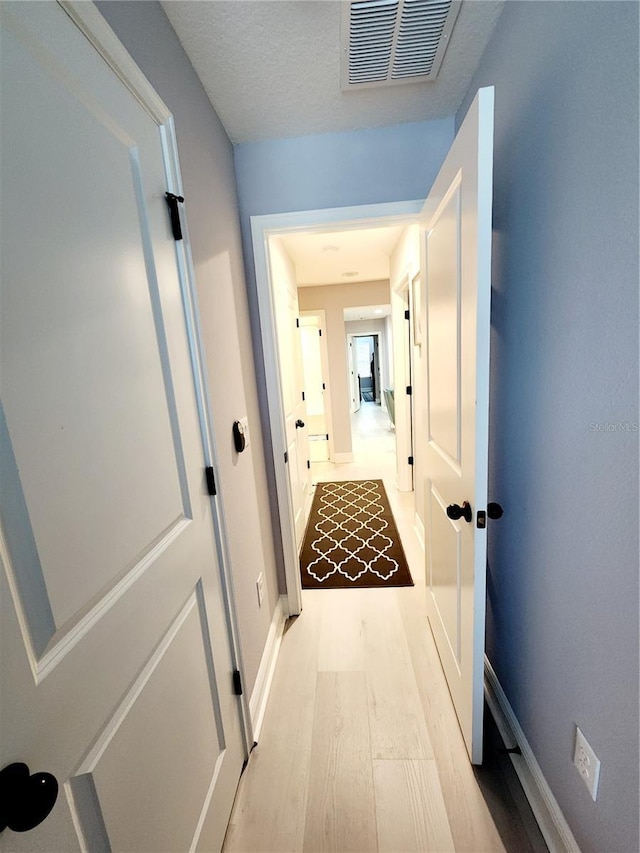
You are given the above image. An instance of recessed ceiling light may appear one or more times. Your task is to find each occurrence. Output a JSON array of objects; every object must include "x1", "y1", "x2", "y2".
[
  {"x1": 322, "y1": 245, "x2": 340, "y2": 253},
  {"x1": 374, "y1": 308, "x2": 383, "y2": 314},
  {"x1": 342, "y1": 271, "x2": 358, "y2": 278}
]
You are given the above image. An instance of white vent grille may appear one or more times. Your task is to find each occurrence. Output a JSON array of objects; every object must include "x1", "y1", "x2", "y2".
[{"x1": 341, "y1": 0, "x2": 461, "y2": 90}]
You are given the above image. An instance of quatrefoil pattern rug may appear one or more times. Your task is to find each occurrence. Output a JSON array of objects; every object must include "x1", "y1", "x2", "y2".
[{"x1": 300, "y1": 480, "x2": 413, "y2": 589}]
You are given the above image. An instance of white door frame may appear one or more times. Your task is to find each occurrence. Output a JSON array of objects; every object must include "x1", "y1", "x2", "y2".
[
  {"x1": 251, "y1": 201, "x2": 421, "y2": 614},
  {"x1": 346, "y1": 330, "x2": 381, "y2": 405},
  {"x1": 391, "y1": 263, "x2": 419, "y2": 492},
  {"x1": 61, "y1": 0, "x2": 254, "y2": 751}
]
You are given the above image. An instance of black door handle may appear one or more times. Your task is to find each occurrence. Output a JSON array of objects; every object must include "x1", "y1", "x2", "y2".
[
  {"x1": 487, "y1": 502, "x2": 503, "y2": 519},
  {"x1": 295, "y1": 419, "x2": 305, "y2": 429},
  {"x1": 0, "y1": 763, "x2": 58, "y2": 833},
  {"x1": 446, "y1": 501, "x2": 473, "y2": 523}
]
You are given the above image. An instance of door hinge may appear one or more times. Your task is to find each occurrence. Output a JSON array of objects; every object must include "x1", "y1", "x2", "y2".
[
  {"x1": 318, "y1": 328, "x2": 322, "y2": 336},
  {"x1": 404, "y1": 309, "x2": 410, "y2": 320},
  {"x1": 307, "y1": 459, "x2": 311, "y2": 469},
  {"x1": 322, "y1": 382, "x2": 326, "y2": 390},
  {"x1": 325, "y1": 433, "x2": 329, "y2": 440},
  {"x1": 408, "y1": 456, "x2": 414, "y2": 466},
  {"x1": 284, "y1": 451, "x2": 288, "y2": 464},
  {"x1": 205, "y1": 466, "x2": 217, "y2": 496},
  {"x1": 296, "y1": 318, "x2": 300, "y2": 327},
  {"x1": 406, "y1": 385, "x2": 412, "y2": 395},
  {"x1": 165, "y1": 192, "x2": 184, "y2": 241},
  {"x1": 301, "y1": 390, "x2": 305, "y2": 401},
  {"x1": 233, "y1": 669, "x2": 243, "y2": 696}
]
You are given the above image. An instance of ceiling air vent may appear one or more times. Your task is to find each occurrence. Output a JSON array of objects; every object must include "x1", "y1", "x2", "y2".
[{"x1": 341, "y1": 0, "x2": 461, "y2": 90}]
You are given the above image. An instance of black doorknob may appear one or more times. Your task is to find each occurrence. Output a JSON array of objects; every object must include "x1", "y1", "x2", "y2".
[
  {"x1": 487, "y1": 502, "x2": 503, "y2": 519},
  {"x1": 295, "y1": 419, "x2": 305, "y2": 428},
  {"x1": 446, "y1": 501, "x2": 473, "y2": 523},
  {"x1": 0, "y1": 763, "x2": 58, "y2": 833}
]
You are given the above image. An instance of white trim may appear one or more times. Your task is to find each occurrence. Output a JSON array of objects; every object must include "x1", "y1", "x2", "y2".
[
  {"x1": 251, "y1": 227, "x2": 303, "y2": 616},
  {"x1": 391, "y1": 268, "x2": 414, "y2": 492},
  {"x1": 414, "y1": 512, "x2": 425, "y2": 551},
  {"x1": 251, "y1": 201, "x2": 422, "y2": 615},
  {"x1": 59, "y1": 1, "x2": 170, "y2": 123},
  {"x1": 249, "y1": 596, "x2": 288, "y2": 741},
  {"x1": 331, "y1": 452, "x2": 355, "y2": 464},
  {"x1": 484, "y1": 657, "x2": 581, "y2": 853}
]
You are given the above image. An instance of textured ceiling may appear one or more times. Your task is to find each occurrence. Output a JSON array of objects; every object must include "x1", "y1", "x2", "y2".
[
  {"x1": 162, "y1": 0, "x2": 504, "y2": 143},
  {"x1": 279, "y1": 225, "x2": 404, "y2": 286}
]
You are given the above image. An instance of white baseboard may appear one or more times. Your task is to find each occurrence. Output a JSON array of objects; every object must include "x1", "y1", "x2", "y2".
[
  {"x1": 484, "y1": 656, "x2": 581, "y2": 853},
  {"x1": 249, "y1": 595, "x2": 287, "y2": 742},
  {"x1": 414, "y1": 512, "x2": 425, "y2": 550},
  {"x1": 331, "y1": 452, "x2": 354, "y2": 463}
]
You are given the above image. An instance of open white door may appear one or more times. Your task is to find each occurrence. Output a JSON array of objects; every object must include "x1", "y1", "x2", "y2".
[
  {"x1": 269, "y1": 239, "x2": 311, "y2": 549},
  {"x1": 0, "y1": 3, "x2": 246, "y2": 849},
  {"x1": 422, "y1": 87, "x2": 494, "y2": 764},
  {"x1": 299, "y1": 315, "x2": 330, "y2": 462}
]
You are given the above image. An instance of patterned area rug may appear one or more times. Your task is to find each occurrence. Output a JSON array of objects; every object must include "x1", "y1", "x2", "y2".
[{"x1": 300, "y1": 480, "x2": 413, "y2": 589}]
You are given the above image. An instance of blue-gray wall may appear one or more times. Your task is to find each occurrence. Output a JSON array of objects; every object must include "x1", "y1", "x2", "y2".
[
  {"x1": 233, "y1": 118, "x2": 453, "y2": 289},
  {"x1": 234, "y1": 118, "x2": 453, "y2": 219},
  {"x1": 457, "y1": 3, "x2": 639, "y2": 851}
]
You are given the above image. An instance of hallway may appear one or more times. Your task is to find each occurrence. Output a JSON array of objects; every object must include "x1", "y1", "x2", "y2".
[{"x1": 223, "y1": 405, "x2": 545, "y2": 852}]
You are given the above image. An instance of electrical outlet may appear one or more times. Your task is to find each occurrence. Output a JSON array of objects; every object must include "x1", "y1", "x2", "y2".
[
  {"x1": 573, "y1": 726, "x2": 601, "y2": 801},
  {"x1": 256, "y1": 573, "x2": 264, "y2": 607}
]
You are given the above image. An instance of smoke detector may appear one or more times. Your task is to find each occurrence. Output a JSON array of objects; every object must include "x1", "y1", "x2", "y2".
[{"x1": 341, "y1": 0, "x2": 461, "y2": 90}]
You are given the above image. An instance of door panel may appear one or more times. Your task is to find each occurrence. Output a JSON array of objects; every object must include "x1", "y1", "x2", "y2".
[
  {"x1": 428, "y1": 482, "x2": 463, "y2": 670},
  {"x1": 422, "y1": 87, "x2": 494, "y2": 764},
  {"x1": 426, "y1": 182, "x2": 462, "y2": 466},
  {"x1": 68, "y1": 590, "x2": 223, "y2": 852},
  {"x1": 0, "y1": 3, "x2": 244, "y2": 849}
]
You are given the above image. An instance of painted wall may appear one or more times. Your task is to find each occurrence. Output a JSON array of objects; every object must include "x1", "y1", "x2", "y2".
[
  {"x1": 97, "y1": 1, "x2": 282, "y2": 697},
  {"x1": 234, "y1": 118, "x2": 453, "y2": 228},
  {"x1": 298, "y1": 281, "x2": 391, "y2": 456},
  {"x1": 457, "y1": 3, "x2": 639, "y2": 850}
]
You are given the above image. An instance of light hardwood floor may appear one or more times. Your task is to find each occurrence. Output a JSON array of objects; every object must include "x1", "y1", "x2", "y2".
[{"x1": 223, "y1": 404, "x2": 546, "y2": 853}]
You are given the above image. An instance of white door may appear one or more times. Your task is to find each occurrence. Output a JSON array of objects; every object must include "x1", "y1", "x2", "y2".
[
  {"x1": 0, "y1": 3, "x2": 245, "y2": 850},
  {"x1": 422, "y1": 87, "x2": 494, "y2": 764},
  {"x1": 270, "y1": 246, "x2": 311, "y2": 548},
  {"x1": 299, "y1": 315, "x2": 329, "y2": 462}
]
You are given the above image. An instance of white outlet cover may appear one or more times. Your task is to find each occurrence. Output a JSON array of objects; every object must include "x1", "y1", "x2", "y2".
[{"x1": 574, "y1": 726, "x2": 601, "y2": 801}]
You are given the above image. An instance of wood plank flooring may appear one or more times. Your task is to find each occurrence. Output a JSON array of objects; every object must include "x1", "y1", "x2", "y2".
[{"x1": 223, "y1": 404, "x2": 546, "y2": 853}]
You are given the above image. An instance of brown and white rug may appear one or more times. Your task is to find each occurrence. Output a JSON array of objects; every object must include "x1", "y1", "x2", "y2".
[{"x1": 300, "y1": 480, "x2": 413, "y2": 589}]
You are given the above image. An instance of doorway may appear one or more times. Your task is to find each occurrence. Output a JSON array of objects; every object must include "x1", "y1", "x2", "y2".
[
  {"x1": 355, "y1": 335, "x2": 378, "y2": 403},
  {"x1": 251, "y1": 201, "x2": 422, "y2": 614}
]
